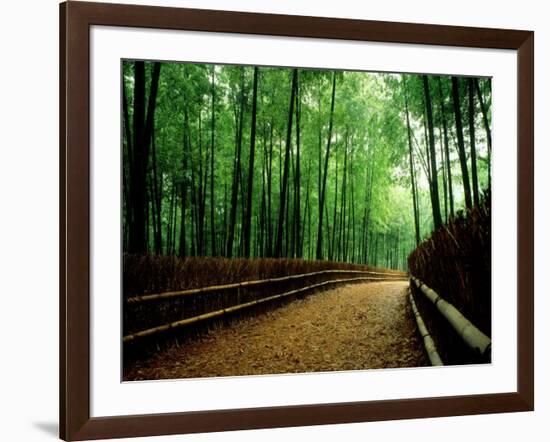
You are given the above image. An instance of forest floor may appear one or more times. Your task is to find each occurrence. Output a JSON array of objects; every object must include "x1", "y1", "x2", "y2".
[{"x1": 124, "y1": 281, "x2": 428, "y2": 380}]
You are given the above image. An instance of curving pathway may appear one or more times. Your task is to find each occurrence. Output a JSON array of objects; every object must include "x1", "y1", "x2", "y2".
[{"x1": 124, "y1": 281, "x2": 428, "y2": 380}]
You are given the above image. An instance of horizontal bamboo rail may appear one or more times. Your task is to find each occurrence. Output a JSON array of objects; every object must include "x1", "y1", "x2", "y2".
[
  {"x1": 127, "y1": 269, "x2": 407, "y2": 303},
  {"x1": 124, "y1": 275, "x2": 393, "y2": 343},
  {"x1": 408, "y1": 289, "x2": 443, "y2": 366},
  {"x1": 410, "y1": 276, "x2": 491, "y2": 358}
]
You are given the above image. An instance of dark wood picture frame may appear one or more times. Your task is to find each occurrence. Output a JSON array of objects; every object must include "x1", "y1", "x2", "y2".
[{"x1": 60, "y1": 1, "x2": 534, "y2": 440}]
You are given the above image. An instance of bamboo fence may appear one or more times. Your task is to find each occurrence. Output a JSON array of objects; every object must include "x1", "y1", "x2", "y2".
[
  {"x1": 124, "y1": 273, "x2": 404, "y2": 343},
  {"x1": 127, "y1": 269, "x2": 407, "y2": 303},
  {"x1": 407, "y1": 196, "x2": 490, "y2": 365},
  {"x1": 411, "y1": 276, "x2": 491, "y2": 358},
  {"x1": 408, "y1": 289, "x2": 443, "y2": 366}
]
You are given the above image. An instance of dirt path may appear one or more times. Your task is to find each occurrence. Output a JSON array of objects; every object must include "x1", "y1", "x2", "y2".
[{"x1": 125, "y1": 281, "x2": 427, "y2": 380}]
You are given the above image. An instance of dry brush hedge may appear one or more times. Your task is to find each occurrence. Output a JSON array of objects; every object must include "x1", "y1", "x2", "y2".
[
  {"x1": 408, "y1": 194, "x2": 491, "y2": 365},
  {"x1": 123, "y1": 254, "x2": 404, "y2": 298},
  {"x1": 123, "y1": 254, "x2": 405, "y2": 338}
]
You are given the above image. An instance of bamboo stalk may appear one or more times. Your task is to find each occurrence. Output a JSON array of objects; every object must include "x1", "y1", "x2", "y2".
[
  {"x1": 410, "y1": 276, "x2": 491, "y2": 358},
  {"x1": 127, "y1": 269, "x2": 407, "y2": 303},
  {"x1": 409, "y1": 289, "x2": 443, "y2": 366},
  {"x1": 124, "y1": 276, "x2": 379, "y2": 343}
]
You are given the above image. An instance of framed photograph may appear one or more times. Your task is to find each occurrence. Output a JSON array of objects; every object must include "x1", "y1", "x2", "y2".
[{"x1": 60, "y1": 1, "x2": 533, "y2": 440}]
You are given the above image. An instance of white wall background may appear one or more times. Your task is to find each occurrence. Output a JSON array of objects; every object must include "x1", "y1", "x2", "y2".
[{"x1": 0, "y1": 0, "x2": 546, "y2": 441}]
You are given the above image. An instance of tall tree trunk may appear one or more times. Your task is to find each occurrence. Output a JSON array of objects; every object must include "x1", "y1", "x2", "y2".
[
  {"x1": 301, "y1": 157, "x2": 311, "y2": 259},
  {"x1": 294, "y1": 71, "x2": 302, "y2": 258},
  {"x1": 404, "y1": 78, "x2": 420, "y2": 245},
  {"x1": 167, "y1": 180, "x2": 175, "y2": 254},
  {"x1": 316, "y1": 72, "x2": 337, "y2": 259},
  {"x1": 439, "y1": 124, "x2": 448, "y2": 222},
  {"x1": 422, "y1": 102, "x2": 432, "y2": 184},
  {"x1": 331, "y1": 141, "x2": 339, "y2": 261},
  {"x1": 475, "y1": 78, "x2": 492, "y2": 190},
  {"x1": 179, "y1": 88, "x2": 192, "y2": 258},
  {"x1": 190, "y1": 178, "x2": 196, "y2": 256},
  {"x1": 350, "y1": 158, "x2": 356, "y2": 262},
  {"x1": 317, "y1": 81, "x2": 323, "y2": 214},
  {"x1": 259, "y1": 123, "x2": 268, "y2": 257},
  {"x1": 373, "y1": 232, "x2": 379, "y2": 266},
  {"x1": 468, "y1": 78, "x2": 480, "y2": 206},
  {"x1": 307, "y1": 171, "x2": 312, "y2": 259},
  {"x1": 151, "y1": 125, "x2": 162, "y2": 254},
  {"x1": 238, "y1": 162, "x2": 246, "y2": 256},
  {"x1": 267, "y1": 122, "x2": 274, "y2": 256},
  {"x1": 222, "y1": 181, "x2": 228, "y2": 255},
  {"x1": 147, "y1": 164, "x2": 156, "y2": 254},
  {"x1": 274, "y1": 69, "x2": 298, "y2": 257},
  {"x1": 423, "y1": 75, "x2": 443, "y2": 230},
  {"x1": 288, "y1": 161, "x2": 294, "y2": 258},
  {"x1": 362, "y1": 147, "x2": 375, "y2": 263},
  {"x1": 122, "y1": 80, "x2": 133, "y2": 248},
  {"x1": 437, "y1": 77, "x2": 454, "y2": 218},
  {"x1": 210, "y1": 66, "x2": 216, "y2": 256},
  {"x1": 226, "y1": 69, "x2": 246, "y2": 258},
  {"x1": 243, "y1": 66, "x2": 259, "y2": 258},
  {"x1": 197, "y1": 111, "x2": 206, "y2": 255},
  {"x1": 172, "y1": 191, "x2": 179, "y2": 256},
  {"x1": 129, "y1": 61, "x2": 146, "y2": 253},
  {"x1": 340, "y1": 133, "x2": 348, "y2": 261},
  {"x1": 128, "y1": 61, "x2": 161, "y2": 254},
  {"x1": 360, "y1": 163, "x2": 369, "y2": 263},
  {"x1": 451, "y1": 76, "x2": 473, "y2": 209},
  {"x1": 325, "y1": 203, "x2": 331, "y2": 259}
]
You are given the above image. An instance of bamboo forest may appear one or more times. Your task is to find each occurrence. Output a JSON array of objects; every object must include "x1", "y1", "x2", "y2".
[{"x1": 122, "y1": 60, "x2": 492, "y2": 379}]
